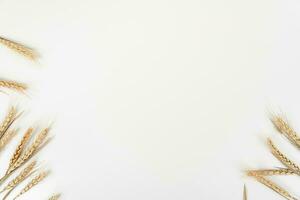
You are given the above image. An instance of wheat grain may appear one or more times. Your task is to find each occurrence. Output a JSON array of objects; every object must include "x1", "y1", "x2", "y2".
[
  {"x1": 0, "y1": 36, "x2": 38, "y2": 60},
  {"x1": 271, "y1": 116, "x2": 300, "y2": 148},
  {"x1": 251, "y1": 174, "x2": 297, "y2": 200},
  {"x1": 0, "y1": 80, "x2": 27, "y2": 93},
  {"x1": 13, "y1": 170, "x2": 49, "y2": 200},
  {"x1": 267, "y1": 139, "x2": 300, "y2": 175},
  {"x1": 246, "y1": 168, "x2": 295, "y2": 176}
]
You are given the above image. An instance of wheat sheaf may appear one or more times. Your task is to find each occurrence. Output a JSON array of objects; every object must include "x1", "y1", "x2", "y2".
[
  {"x1": 243, "y1": 115, "x2": 300, "y2": 200},
  {"x1": 0, "y1": 36, "x2": 59, "y2": 199}
]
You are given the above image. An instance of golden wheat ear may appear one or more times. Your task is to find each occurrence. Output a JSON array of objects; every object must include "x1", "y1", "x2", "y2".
[
  {"x1": 0, "y1": 107, "x2": 20, "y2": 139},
  {"x1": 7, "y1": 128, "x2": 34, "y2": 172},
  {"x1": 49, "y1": 193, "x2": 61, "y2": 200},
  {"x1": 0, "y1": 129, "x2": 18, "y2": 151},
  {"x1": 0, "y1": 36, "x2": 38, "y2": 60},
  {"x1": 1, "y1": 161, "x2": 37, "y2": 200},
  {"x1": 249, "y1": 174, "x2": 297, "y2": 200},
  {"x1": 243, "y1": 184, "x2": 247, "y2": 200},
  {"x1": 6, "y1": 128, "x2": 50, "y2": 177},
  {"x1": 0, "y1": 80, "x2": 27, "y2": 94},
  {"x1": 246, "y1": 168, "x2": 295, "y2": 176},
  {"x1": 13, "y1": 170, "x2": 49, "y2": 200},
  {"x1": 270, "y1": 115, "x2": 300, "y2": 148},
  {"x1": 267, "y1": 138, "x2": 300, "y2": 175}
]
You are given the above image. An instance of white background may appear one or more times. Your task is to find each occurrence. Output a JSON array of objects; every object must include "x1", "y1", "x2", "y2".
[{"x1": 0, "y1": 0, "x2": 299, "y2": 199}]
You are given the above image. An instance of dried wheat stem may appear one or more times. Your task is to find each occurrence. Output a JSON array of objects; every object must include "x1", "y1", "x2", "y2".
[
  {"x1": 13, "y1": 170, "x2": 49, "y2": 200},
  {"x1": 250, "y1": 174, "x2": 297, "y2": 200},
  {"x1": 267, "y1": 139, "x2": 300, "y2": 175},
  {"x1": 0, "y1": 80, "x2": 27, "y2": 93},
  {"x1": 0, "y1": 36, "x2": 37, "y2": 60},
  {"x1": 271, "y1": 116, "x2": 300, "y2": 148},
  {"x1": 49, "y1": 193, "x2": 61, "y2": 200},
  {"x1": 243, "y1": 184, "x2": 247, "y2": 200},
  {"x1": 246, "y1": 168, "x2": 295, "y2": 176}
]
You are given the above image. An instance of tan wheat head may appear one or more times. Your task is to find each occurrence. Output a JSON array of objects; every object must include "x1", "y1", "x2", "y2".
[
  {"x1": 0, "y1": 36, "x2": 38, "y2": 60},
  {"x1": 48, "y1": 193, "x2": 61, "y2": 200},
  {"x1": 13, "y1": 170, "x2": 49, "y2": 200},
  {"x1": 246, "y1": 168, "x2": 295, "y2": 176},
  {"x1": 249, "y1": 173, "x2": 297, "y2": 200},
  {"x1": 267, "y1": 138, "x2": 300, "y2": 175},
  {"x1": 0, "y1": 80, "x2": 27, "y2": 94},
  {"x1": 271, "y1": 115, "x2": 300, "y2": 148}
]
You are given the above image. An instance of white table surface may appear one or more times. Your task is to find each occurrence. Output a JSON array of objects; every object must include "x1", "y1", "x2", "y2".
[{"x1": 0, "y1": 0, "x2": 299, "y2": 199}]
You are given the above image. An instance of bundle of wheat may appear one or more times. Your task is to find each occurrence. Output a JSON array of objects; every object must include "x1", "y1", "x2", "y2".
[
  {"x1": 244, "y1": 116, "x2": 300, "y2": 200},
  {"x1": 0, "y1": 37, "x2": 60, "y2": 199}
]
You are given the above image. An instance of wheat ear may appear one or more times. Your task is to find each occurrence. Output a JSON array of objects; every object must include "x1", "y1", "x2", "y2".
[
  {"x1": 267, "y1": 139, "x2": 300, "y2": 175},
  {"x1": 0, "y1": 129, "x2": 17, "y2": 150},
  {"x1": 250, "y1": 174, "x2": 297, "y2": 200},
  {"x1": 0, "y1": 80, "x2": 27, "y2": 93},
  {"x1": 0, "y1": 36, "x2": 38, "y2": 60},
  {"x1": 49, "y1": 193, "x2": 61, "y2": 200},
  {"x1": 7, "y1": 128, "x2": 33, "y2": 172},
  {"x1": 0, "y1": 107, "x2": 18, "y2": 139},
  {"x1": 1, "y1": 161, "x2": 36, "y2": 193},
  {"x1": 271, "y1": 116, "x2": 300, "y2": 148},
  {"x1": 7, "y1": 128, "x2": 49, "y2": 175},
  {"x1": 13, "y1": 170, "x2": 49, "y2": 200},
  {"x1": 243, "y1": 184, "x2": 247, "y2": 200},
  {"x1": 246, "y1": 168, "x2": 295, "y2": 176}
]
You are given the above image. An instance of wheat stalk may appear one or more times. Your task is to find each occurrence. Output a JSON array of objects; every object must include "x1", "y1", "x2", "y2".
[
  {"x1": 250, "y1": 174, "x2": 297, "y2": 200},
  {"x1": 267, "y1": 138, "x2": 300, "y2": 175},
  {"x1": 49, "y1": 193, "x2": 61, "y2": 200},
  {"x1": 0, "y1": 36, "x2": 38, "y2": 60},
  {"x1": 271, "y1": 115, "x2": 300, "y2": 148},
  {"x1": 243, "y1": 184, "x2": 247, "y2": 200},
  {"x1": 13, "y1": 170, "x2": 49, "y2": 200},
  {"x1": 246, "y1": 168, "x2": 295, "y2": 176},
  {"x1": 0, "y1": 80, "x2": 27, "y2": 94}
]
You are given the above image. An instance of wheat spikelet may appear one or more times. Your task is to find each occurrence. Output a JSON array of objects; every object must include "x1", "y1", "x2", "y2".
[
  {"x1": 7, "y1": 128, "x2": 33, "y2": 173},
  {"x1": 0, "y1": 107, "x2": 18, "y2": 139},
  {"x1": 267, "y1": 139, "x2": 300, "y2": 175},
  {"x1": 243, "y1": 184, "x2": 247, "y2": 200},
  {"x1": 250, "y1": 174, "x2": 297, "y2": 200},
  {"x1": 49, "y1": 193, "x2": 61, "y2": 200},
  {"x1": 0, "y1": 36, "x2": 38, "y2": 60},
  {"x1": 271, "y1": 116, "x2": 300, "y2": 148},
  {"x1": 1, "y1": 161, "x2": 36, "y2": 193},
  {"x1": 13, "y1": 170, "x2": 49, "y2": 200},
  {"x1": 0, "y1": 80, "x2": 27, "y2": 93},
  {"x1": 246, "y1": 168, "x2": 295, "y2": 176},
  {"x1": 0, "y1": 129, "x2": 17, "y2": 150},
  {"x1": 7, "y1": 128, "x2": 49, "y2": 175}
]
